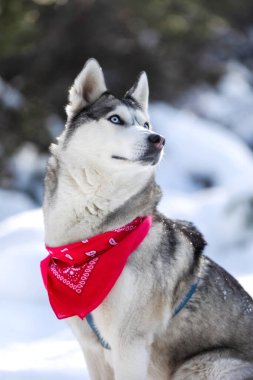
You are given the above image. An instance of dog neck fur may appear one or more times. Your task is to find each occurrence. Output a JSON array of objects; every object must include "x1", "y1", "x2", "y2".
[{"x1": 43, "y1": 149, "x2": 157, "y2": 246}]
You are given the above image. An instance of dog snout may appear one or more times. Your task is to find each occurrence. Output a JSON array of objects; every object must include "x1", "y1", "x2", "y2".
[{"x1": 148, "y1": 133, "x2": 165, "y2": 149}]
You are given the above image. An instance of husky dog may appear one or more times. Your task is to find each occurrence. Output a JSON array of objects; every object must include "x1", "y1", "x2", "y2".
[{"x1": 43, "y1": 59, "x2": 253, "y2": 380}]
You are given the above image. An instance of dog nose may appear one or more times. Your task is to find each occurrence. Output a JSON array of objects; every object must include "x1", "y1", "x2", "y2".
[{"x1": 148, "y1": 134, "x2": 165, "y2": 149}]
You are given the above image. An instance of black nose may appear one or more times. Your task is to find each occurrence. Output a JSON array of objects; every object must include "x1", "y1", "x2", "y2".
[{"x1": 148, "y1": 134, "x2": 165, "y2": 149}]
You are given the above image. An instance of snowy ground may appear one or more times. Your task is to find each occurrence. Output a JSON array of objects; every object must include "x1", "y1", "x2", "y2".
[
  {"x1": 0, "y1": 209, "x2": 87, "y2": 379},
  {"x1": 1, "y1": 63, "x2": 253, "y2": 379}
]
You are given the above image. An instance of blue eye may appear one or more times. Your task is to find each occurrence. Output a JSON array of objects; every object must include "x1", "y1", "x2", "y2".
[
  {"x1": 109, "y1": 115, "x2": 122, "y2": 125},
  {"x1": 144, "y1": 122, "x2": 150, "y2": 129}
]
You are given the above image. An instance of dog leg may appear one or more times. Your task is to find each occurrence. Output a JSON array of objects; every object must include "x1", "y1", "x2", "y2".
[
  {"x1": 67, "y1": 317, "x2": 114, "y2": 380},
  {"x1": 112, "y1": 338, "x2": 149, "y2": 380},
  {"x1": 172, "y1": 352, "x2": 253, "y2": 380},
  {"x1": 83, "y1": 347, "x2": 114, "y2": 380}
]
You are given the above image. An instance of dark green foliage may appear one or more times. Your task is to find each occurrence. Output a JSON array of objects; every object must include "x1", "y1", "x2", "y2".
[{"x1": 0, "y1": 0, "x2": 253, "y2": 179}]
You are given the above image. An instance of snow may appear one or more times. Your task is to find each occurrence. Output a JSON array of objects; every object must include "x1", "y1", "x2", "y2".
[
  {"x1": 8, "y1": 143, "x2": 48, "y2": 203},
  {"x1": 0, "y1": 188, "x2": 35, "y2": 222},
  {"x1": 0, "y1": 209, "x2": 87, "y2": 379},
  {"x1": 150, "y1": 103, "x2": 253, "y2": 277},
  {"x1": 181, "y1": 61, "x2": 253, "y2": 146},
  {"x1": 1, "y1": 62, "x2": 253, "y2": 379},
  {"x1": 151, "y1": 102, "x2": 253, "y2": 192}
]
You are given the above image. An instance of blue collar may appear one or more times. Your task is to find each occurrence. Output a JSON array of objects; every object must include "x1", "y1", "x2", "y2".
[
  {"x1": 86, "y1": 313, "x2": 111, "y2": 350},
  {"x1": 86, "y1": 277, "x2": 200, "y2": 350},
  {"x1": 172, "y1": 277, "x2": 200, "y2": 318}
]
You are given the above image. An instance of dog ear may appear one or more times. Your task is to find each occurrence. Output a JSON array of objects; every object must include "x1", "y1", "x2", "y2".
[
  {"x1": 126, "y1": 71, "x2": 149, "y2": 113},
  {"x1": 66, "y1": 58, "x2": 107, "y2": 118}
]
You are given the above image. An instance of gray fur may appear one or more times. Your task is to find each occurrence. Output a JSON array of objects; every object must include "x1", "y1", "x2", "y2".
[
  {"x1": 44, "y1": 154, "x2": 59, "y2": 203},
  {"x1": 43, "y1": 60, "x2": 253, "y2": 380},
  {"x1": 65, "y1": 93, "x2": 142, "y2": 144},
  {"x1": 65, "y1": 92, "x2": 119, "y2": 142}
]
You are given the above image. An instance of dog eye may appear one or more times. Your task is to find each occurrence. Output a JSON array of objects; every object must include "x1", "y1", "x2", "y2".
[
  {"x1": 108, "y1": 115, "x2": 123, "y2": 125},
  {"x1": 144, "y1": 122, "x2": 150, "y2": 129}
]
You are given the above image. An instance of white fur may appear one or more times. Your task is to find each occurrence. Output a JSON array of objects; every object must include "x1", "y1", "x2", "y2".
[{"x1": 44, "y1": 167, "x2": 153, "y2": 245}]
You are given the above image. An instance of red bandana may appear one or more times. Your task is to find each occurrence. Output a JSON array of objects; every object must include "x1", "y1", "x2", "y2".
[{"x1": 41, "y1": 216, "x2": 152, "y2": 319}]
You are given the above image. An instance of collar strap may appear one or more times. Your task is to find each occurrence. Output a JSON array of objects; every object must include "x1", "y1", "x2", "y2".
[
  {"x1": 172, "y1": 277, "x2": 200, "y2": 318},
  {"x1": 86, "y1": 313, "x2": 111, "y2": 350}
]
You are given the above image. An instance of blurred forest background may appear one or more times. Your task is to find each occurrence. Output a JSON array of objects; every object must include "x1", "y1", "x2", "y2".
[
  {"x1": 1, "y1": 2, "x2": 253, "y2": 378},
  {"x1": 1, "y1": 0, "x2": 253, "y2": 203}
]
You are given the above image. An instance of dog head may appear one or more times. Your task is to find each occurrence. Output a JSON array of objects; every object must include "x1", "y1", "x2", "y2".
[{"x1": 56, "y1": 59, "x2": 165, "y2": 174}]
